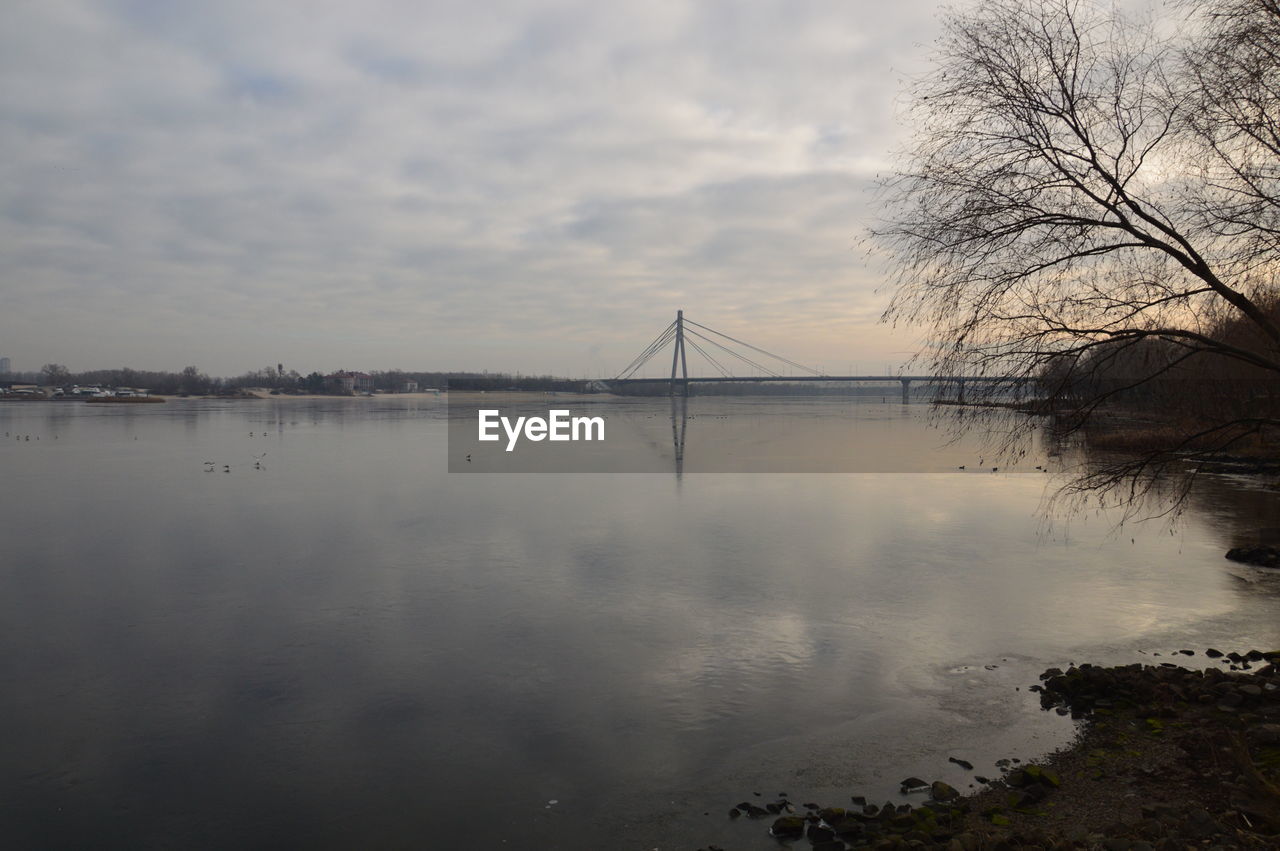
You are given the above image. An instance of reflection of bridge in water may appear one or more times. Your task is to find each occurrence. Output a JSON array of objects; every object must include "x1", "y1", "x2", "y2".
[{"x1": 603, "y1": 310, "x2": 1028, "y2": 404}]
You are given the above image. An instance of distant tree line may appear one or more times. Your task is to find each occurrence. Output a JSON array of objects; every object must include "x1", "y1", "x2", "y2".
[{"x1": 0, "y1": 363, "x2": 587, "y2": 395}]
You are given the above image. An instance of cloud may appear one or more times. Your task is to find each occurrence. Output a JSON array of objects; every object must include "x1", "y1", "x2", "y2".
[{"x1": 0, "y1": 0, "x2": 943, "y2": 375}]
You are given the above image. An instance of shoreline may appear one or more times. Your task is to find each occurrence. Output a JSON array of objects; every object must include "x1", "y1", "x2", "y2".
[{"x1": 711, "y1": 651, "x2": 1280, "y2": 849}]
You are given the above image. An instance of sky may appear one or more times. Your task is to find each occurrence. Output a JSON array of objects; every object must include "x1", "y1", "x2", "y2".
[{"x1": 1, "y1": 0, "x2": 949, "y2": 378}]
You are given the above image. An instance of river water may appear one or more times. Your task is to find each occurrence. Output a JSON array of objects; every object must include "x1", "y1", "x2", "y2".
[{"x1": 2, "y1": 395, "x2": 1279, "y2": 849}]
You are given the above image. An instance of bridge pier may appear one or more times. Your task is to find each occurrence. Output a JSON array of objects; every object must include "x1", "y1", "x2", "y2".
[
  {"x1": 899, "y1": 378, "x2": 911, "y2": 404},
  {"x1": 957, "y1": 378, "x2": 965, "y2": 404}
]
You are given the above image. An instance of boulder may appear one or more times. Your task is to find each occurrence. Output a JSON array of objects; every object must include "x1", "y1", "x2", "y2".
[
  {"x1": 930, "y1": 780, "x2": 960, "y2": 801},
  {"x1": 1225, "y1": 546, "x2": 1280, "y2": 567},
  {"x1": 770, "y1": 815, "x2": 805, "y2": 838}
]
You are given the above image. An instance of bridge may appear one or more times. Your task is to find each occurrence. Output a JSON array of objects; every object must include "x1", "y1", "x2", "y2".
[{"x1": 605, "y1": 311, "x2": 1027, "y2": 402}]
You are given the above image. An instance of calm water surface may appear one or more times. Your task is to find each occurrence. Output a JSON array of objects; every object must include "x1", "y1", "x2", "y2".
[{"x1": 2, "y1": 396, "x2": 1279, "y2": 850}]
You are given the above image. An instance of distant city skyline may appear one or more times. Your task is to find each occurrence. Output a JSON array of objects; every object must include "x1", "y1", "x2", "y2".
[{"x1": 1, "y1": 1, "x2": 1028, "y2": 377}]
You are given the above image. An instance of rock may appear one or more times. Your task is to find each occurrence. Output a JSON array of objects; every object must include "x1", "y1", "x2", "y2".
[
  {"x1": 1206, "y1": 648, "x2": 1224, "y2": 658},
  {"x1": 948, "y1": 757, "x2": 974, "y2": 770},
  {"x1": 831, "y1": 816, "x2": 865, "y2": 838},
  {"x1": 974, "y1": 775, "x2": 990, "y2": 784},
  {"x1": 930, "y1": 780, "x2": 960, "y2": 801},
  {"x1": 807, "y1": 824, "x2": 836, "y2": 843},
  {"x1": 770, "y1": 815, "x2": 805, "y2": 838},
  {"x1": 1184, "y1": 808, "x2": 1225, "y2": 839},
  {"x1": 1240, "y1": 684, "x2": 1263, "y2": 697},
  {"x1": 1249, "y1": 723, "x2": 1280, "y2": 744},
  {"x1": 900, "y1": 777, "x2": 929, "y2": 792},
  {"x1": 1219, "y1": 691, "x2": 1245, "y2": 708},
  {"x1": 850, "y1": 796, "x2": 866, "y2": 807},
  {"x1": 1014, "y1": 785, "x2": 1048, "y2": 807},
  {"x1": 1225, "y1": 545, "x2": 1280, "y2": 567},
  {"x1": 812, "y1": 842, "x2": 846, "y2": 851}
]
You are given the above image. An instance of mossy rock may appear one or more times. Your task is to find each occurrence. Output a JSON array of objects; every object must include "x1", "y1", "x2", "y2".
[{"x1": 770, "y1": 815, "x2": 805, "y2": 838}]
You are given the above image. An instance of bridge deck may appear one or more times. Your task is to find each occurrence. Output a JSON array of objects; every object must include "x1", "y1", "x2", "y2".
[{"x1": 608, "y1": 375, "x2": 1027, "y2": 384}]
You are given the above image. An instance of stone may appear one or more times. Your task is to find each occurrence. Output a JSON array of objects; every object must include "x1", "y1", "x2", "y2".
[
  {"x1": 1184, "y1": 808, "x2": 1225, "y2": 839},
  {"x1": 900, "y1": 777, "x2": 929, "y2": 791},
  {"x1": 948, "y1": 757, "x2": 975, "y2": 770},
  {"x1": 930, "y1": 780, "x2": 960, "y2": 801},
  {"x1": 1218, "y1": 691, "x2": 1244, "y2": 708},
  {"x1": 1248, "y1": 723, "x2": 1280, "y2": 744},
  {"x1": 770, "y1": 815, "x2": 805, "y2": 838},
  {"x1": 1225, "y1": 546, "x2": 1280, "y2": 567},
  {"x1": 807, "y1": 824, "x2": 836, "y2": 842},
  {"x1": 1206, "y1": 648, "x2": 1224, "y2": 658}
]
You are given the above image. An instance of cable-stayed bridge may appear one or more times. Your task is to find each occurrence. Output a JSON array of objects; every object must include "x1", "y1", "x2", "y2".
[{"x1": 603, "y1": 311, "x2": 1027, "y2": 402}]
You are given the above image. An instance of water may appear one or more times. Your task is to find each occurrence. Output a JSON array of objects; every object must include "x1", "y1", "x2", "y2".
[{"x1": 2, "y1": 396, "x2": 1279, "y2": 850}]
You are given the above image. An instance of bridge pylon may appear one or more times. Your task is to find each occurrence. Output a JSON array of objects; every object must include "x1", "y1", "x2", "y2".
[{"x1": 669, "y1": 309, "x2": 689, "y2": 396}]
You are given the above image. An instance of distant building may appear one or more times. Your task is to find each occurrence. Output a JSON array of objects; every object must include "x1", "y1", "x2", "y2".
[
  {"x1": 403, "y1": 380, "x2": 419, "y2": 393},
  {"x1": 0, "y1": 358, "x2": 10, "y2": 374},
  {"x1": 325, "y1": 370, "x2": 374, "y2": 394}
]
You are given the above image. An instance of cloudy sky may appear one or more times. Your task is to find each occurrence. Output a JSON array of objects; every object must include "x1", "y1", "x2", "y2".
[{"x1": 2, "y1": 0, "x2": 947, "y2": 378}]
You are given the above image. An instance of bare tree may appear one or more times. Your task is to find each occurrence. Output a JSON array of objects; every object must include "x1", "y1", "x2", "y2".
[
  {"x1": 877, "y1": 0, "x2": 1280, "y2": 514},
  {"x1": 39, "y1": 363, "x2": 71, "y2": 387}
]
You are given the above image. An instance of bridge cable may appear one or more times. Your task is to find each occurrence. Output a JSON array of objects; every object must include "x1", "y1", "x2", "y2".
[
  {"x1": 683, "y1": 327, "x2": 783, "y2": 377},
  {"x1": 683, "y1": 328, "x2": 781, "y2": 377},
  {"x1": 624, "y1": 320, "x2": 676, "y2": 372},
  {"x1": 682, "y1": 335, "x2": 732, "y2": 377},
  {"x1": 614, "y1": 321, "x2": 677, "y2": 380},
  {"x1": 684, "y1": 319, "x2": 825, "y2": 376},
  {"x1": 630, "y1": 324, "x2": 677, "y2": 374}
]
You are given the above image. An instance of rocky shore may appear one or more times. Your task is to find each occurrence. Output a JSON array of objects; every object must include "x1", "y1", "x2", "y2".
[{"x1": 707, "y1": 650, "x2": 1280, "y2": 850}]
